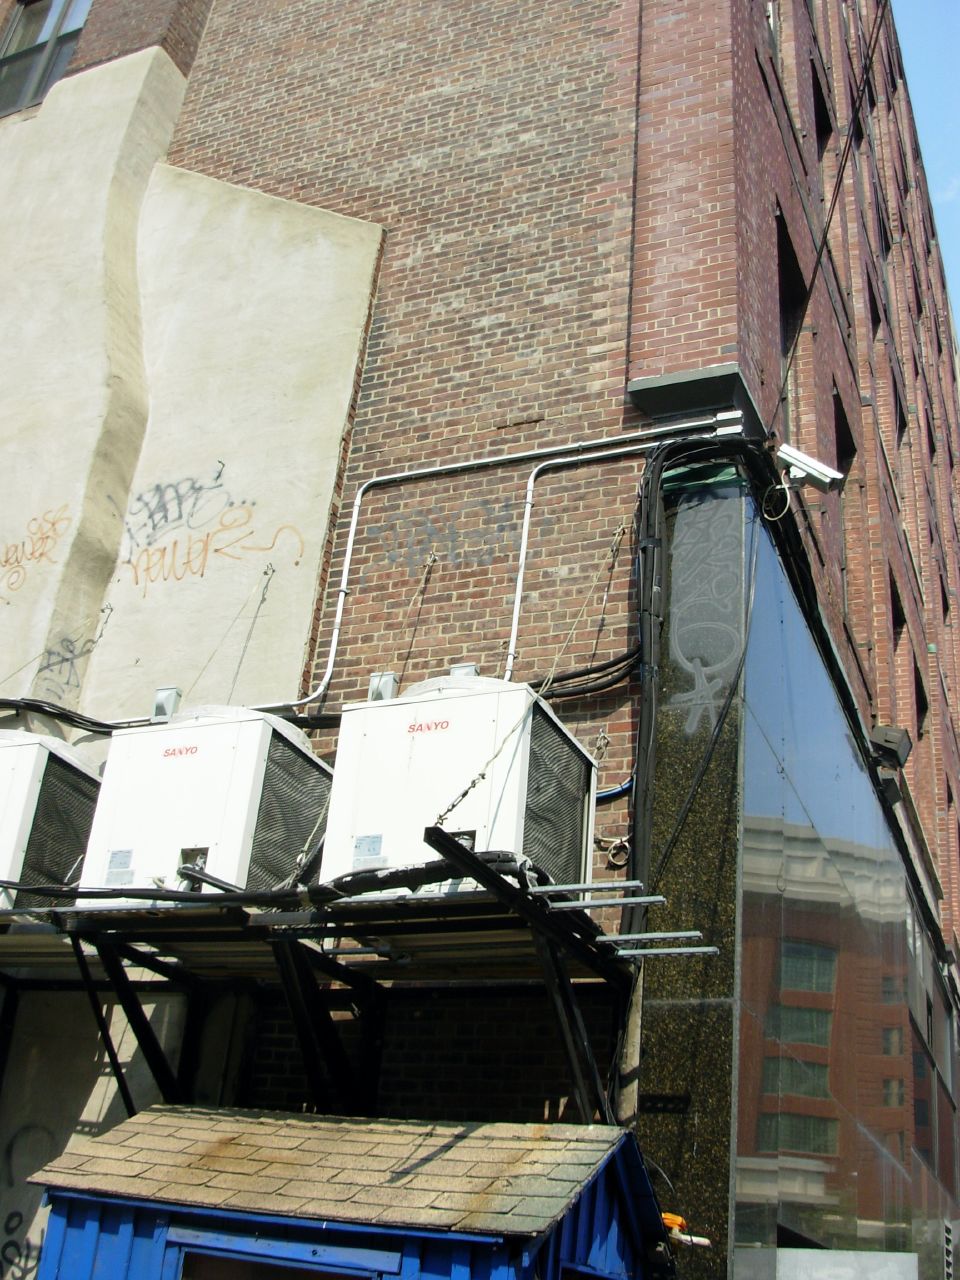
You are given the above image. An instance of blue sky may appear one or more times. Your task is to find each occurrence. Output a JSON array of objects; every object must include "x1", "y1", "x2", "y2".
[{"x1": 890, "y1": 0, "x2": 960, "y2": 314}]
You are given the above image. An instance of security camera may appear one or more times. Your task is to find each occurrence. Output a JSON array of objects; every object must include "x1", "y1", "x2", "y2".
[{"x1": 775, "y1": 443, "x2": 844, "y2": 493}]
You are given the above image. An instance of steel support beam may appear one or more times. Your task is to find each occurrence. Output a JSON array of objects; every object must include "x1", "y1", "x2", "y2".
[
  {"x1": 293, "y1": 942, "x2": 387, "y2": 1109},
  {"x1": 271, "y1": 939, "x2": 361, "y2": 1114},
  {"x1": 533, "y1": 934, "x2": 614, "y2": 1125},
  {"x1": 94, "y1": 939, "x2": 184, "y2": 1104},
  {"x1": 70, "y1": 937, "x2": 137, "y2": 1117}
]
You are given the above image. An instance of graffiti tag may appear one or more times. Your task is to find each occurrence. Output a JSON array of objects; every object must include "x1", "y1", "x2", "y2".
[
  {"x1": 365, "y1": 498, "x2": 546, "y2": 579},
  {"x1": 0, "y1": 1211, "x2": 40, "y2": 1280},
  {"x1": 0, "y1": 507, "x2": 70, "y2": 602},
  {"x1": 119, "y1": 471, "x2": 304, "y2": 598},
  {"x1": 122, "y1": 473, "x2": 234, "y2": 550}
]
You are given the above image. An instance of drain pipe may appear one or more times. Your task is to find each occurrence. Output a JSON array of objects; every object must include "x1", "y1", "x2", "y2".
[{"x1": 276, "y1": 413, "x2": 733, "y2": 709}]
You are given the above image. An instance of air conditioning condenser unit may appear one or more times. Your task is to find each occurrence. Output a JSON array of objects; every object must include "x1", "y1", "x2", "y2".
[
  {"x1": 0, "y1": 732, "x2": 100, "y2": 909},
  {"x1": 79, "y1": 707, "x2": 332, "y2": 903},
  {"x1": 321, "y1": 677, "x2": 596, "y2": 891}
]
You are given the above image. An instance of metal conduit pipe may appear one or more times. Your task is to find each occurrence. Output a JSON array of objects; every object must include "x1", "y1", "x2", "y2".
[
  {"x1": 503, "y1": 443, "x2": 662, "y2": 682},
  {"x1": 270, "y1": 413, "x2": 732, "y2": 709}
]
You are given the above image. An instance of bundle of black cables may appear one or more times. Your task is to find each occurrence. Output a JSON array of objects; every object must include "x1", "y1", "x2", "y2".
[{"x1": 528, "y1": 642, "x2": 642, "y2": 700}]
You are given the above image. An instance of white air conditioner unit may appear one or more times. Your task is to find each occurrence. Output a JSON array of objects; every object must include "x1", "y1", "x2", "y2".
[
  {"x1": 322, "y1": 677, "x2": 596, "y2": 891},
  {"x1": 80, "y1": 707, "x2": 332, "y2": 904},
  {"x1": 0, "y1": 732, "x2": 100, "y2": 909}
]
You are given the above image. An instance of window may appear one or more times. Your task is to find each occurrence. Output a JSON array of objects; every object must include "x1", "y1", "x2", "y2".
[
  {"x1": 883, "y1": 1077, "x2": 905, "y2": 1107},
  {"x1": 777, "y1": 215, "x2": 808, "y2": 439},
  {"x1": 915, "y1": 661, "x2": 929, "y2": 740},
  {"x1": 0, "y1": 0, "x2": 92, "y2": 117},
  {"x1": 757, "y1": 1112, "x2": 839, "y2": 1155},
  {"x1": 762, "y1": 1056, "x2": 830, "y2": 1098},
  {"x1": 881, "y1": 974, "x2": 903, "y2": 1004},
  {"x1": 890, "y1": 573, "x2": 906, "y2": 650},
  {"x1": 781, "y1": 941, "x2": 837, "y2": 993},
  {"x1": 894, "y1": 381, "x2": 908, "y2": 448},
  {"x1": 883, "y1": 1025, "x2": 904, "y2": 1056},
  {"x1": 766, "y1": 1005, "x2": 832, "y2": 1046}
]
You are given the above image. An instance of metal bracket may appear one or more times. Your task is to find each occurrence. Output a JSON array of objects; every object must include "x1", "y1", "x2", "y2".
[{"x1": 422, "y1": 827, "x2": 631, "y2": 992}]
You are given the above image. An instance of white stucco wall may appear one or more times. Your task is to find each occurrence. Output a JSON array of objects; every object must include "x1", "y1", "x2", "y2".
[
  {"x1": 0, "y1": 49, "x2": 187, "y2": 709},
  {"x1": 81, "y1": 165, "x2": 382, "y2": 717},
  {"x1": 0, "y1": 989, "x2": 185, "y2": 1271},
  {"x1": 0, "y1": 51, "x2": 381, "y2": 724}
]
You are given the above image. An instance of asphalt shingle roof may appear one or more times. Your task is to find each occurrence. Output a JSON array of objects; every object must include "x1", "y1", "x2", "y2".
[{"x1": 33, "y1": 1106, "x2": 625, "y2": 1236}]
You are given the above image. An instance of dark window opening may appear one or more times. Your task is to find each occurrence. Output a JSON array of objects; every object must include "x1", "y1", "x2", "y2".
[
  {"x1": 834, "y1": 394, "x2": 856, "y2": 476},
  {"x1": 894, "y1": 382, "x2": 908, "y2": 448},
  {"x1": 894, "y1": 129, "x2": 910, "y2": 199},
  {"x1": 812, "y1": 63, "x2": 833, "y2": 162},
  {"x1": 941, "y1": 574, "x2": 951, "y2": 625},
  {"x1": 926, "y1": 413, "x2": 937, "y2": 460},
  {"x1": 0, "y1": 0, "x2": 91, "y2": 117},
  {"x1": 865, "y1": 68, "x2": 877, "y2": 115},
  {"x1": 833, "y1": 393, "x2": 855, "y2": 611},
  {"x1": 876, "y1": 194, "x2": 892, "y2": 260},
  {"x1": 890, "y1": 574, "x2": 906, "y2": 650},
  {"x1": 868, "y1": 278, "x2": 882, "y2": 341},
  {"x1": 777, "y1": 214, "x2": 807, "y2": 439},
  {"x1": 914, "y1": 660, "x2": 929, "y2": 739},
  {"x1": 848, "y1": 85, "x2": 864, "y2": 149}
]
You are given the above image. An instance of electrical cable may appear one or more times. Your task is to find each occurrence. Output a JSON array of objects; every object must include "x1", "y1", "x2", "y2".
[
  {"x1": 0, "y1": 696, "x2": 342, "y2": 736},
  {"x1": 538, "y1": 522, "x2": 626, "y2": 698},
  {"x1": 539, "y1": 663, "x2": 641, "y2": 701},
  {"x1": 0, "y1": 850, "x2": 540, "y2": 912},
  {"x1": 0, "y1": 698, "x2": 135, "y2": 735},
  {"x1": 529, "y1": 643, "x2": 642, "y2": 687},
  {"x1": 597, "y1": 777, "x2": 634, "y2": 803}
]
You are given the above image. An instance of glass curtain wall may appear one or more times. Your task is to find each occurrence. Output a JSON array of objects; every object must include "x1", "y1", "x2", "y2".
[{"x1": 735, "y1": 502, "x2": 959, "y2": 1270}]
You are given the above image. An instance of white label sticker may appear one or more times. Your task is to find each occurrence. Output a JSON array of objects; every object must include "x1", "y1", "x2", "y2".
[{"x1": 105, "y1": 849, "x2": 134, "y2": 887}]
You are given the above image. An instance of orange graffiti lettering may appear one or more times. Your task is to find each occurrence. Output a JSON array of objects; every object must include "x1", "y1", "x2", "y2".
[
  {"x1": 125, "y1": 505, "x2": 304, "y2": 597},
  {"x1": 0, "y1": 505, "x2": 70, "y2": 600}
]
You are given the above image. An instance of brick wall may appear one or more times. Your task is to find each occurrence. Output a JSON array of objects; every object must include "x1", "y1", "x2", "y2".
[
  {"x1": 241, "y1": 986, "x2": 617, "y2": 1123},
  {"x1": 71, "y1": 0, "x2": 215, "y2": 76},
  {"x1": 161, "y1": 0, "x2": 960, "y2": 931},
  {"x1": 168, "y1": 0, "x2": 657, "y2": 844}
]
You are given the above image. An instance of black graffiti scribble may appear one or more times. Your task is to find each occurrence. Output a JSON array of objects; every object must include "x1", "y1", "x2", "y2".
[
  {"x1": 1, "y1": 1211, "x2": 41, "y2": 1280},
  {"x1": 122, "y1": 472, "x2": 239, "y2": 552}
]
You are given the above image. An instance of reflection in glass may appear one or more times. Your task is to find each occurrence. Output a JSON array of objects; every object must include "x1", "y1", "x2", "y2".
[
  {"x1": 762, "y1": 1057, "x2": 829, "y2": 1098},
  {"x1": 735, "y1": 505, "x2": 955, "y2": 1268},
  {"x1": 781, "y1": 941, "x2": 836, "y2": 993}
]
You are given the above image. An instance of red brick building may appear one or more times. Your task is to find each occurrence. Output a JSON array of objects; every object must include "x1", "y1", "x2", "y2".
[{"x1": 1, "y1": 0, "x2": 959, "y2": 1276}]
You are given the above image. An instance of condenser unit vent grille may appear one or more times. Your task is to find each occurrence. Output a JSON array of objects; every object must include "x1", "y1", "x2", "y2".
[
  {"x1": 16, "y1": 757, "x2": 99, "y2": 908},
  {"x1": 523, "y1": 704, "x2": 591, "y2": 885},
  {"x1": 248, "y1": 731, "x2": 332, "y2": 892}
]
